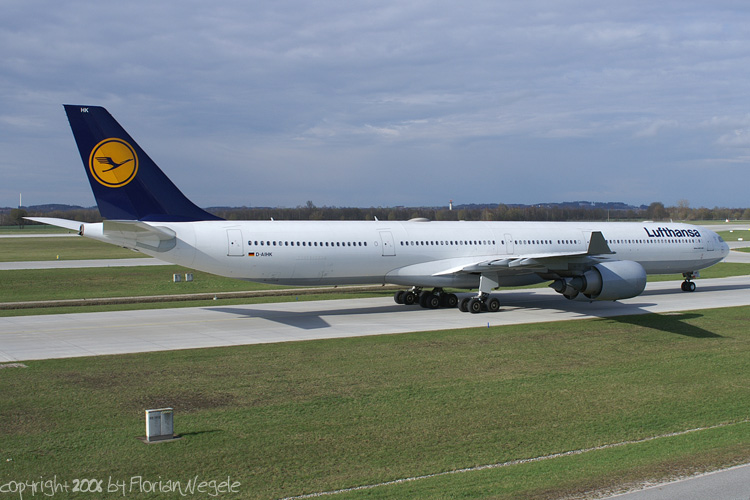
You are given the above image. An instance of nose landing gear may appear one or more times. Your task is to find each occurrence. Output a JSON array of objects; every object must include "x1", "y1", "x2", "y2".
[{"x1": 681, "y1": 272, "x2": 697, "y2": 292}]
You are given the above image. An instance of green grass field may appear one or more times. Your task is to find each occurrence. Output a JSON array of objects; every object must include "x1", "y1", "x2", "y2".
[
  {"x1": 0, "y1": 236, "x2": 148, "y2": 261},
  {"x1": 717, "y1": 229, "x2": 750, "y2": 242},
  {"x1": 0, "y1": 266, "x2": 281, "y2": 302},
  {"x1": 2, "y1": 307, "x2": 749, "y2": 499},
  {"x1": 0, "y1": 225, "x2": 75, "y2": 234}
]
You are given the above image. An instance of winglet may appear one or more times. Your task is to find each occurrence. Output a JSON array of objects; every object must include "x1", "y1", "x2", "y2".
[{"x1": 587, "y1": 231, "x2": 614, "y2": 255}]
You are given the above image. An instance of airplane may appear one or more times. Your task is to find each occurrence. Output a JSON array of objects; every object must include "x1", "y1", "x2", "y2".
[{"x1": 28, "y1": 105, "x2": 731, "y2": 313}]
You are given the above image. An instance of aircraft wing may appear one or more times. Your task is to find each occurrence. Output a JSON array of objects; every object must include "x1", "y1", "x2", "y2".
[{"x1": 434, "y1": 231, "x2": 614, "y2": 276}]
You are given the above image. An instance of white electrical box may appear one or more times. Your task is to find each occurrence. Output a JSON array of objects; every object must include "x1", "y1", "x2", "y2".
[
  {"x1": 173, "y1": 274, "x2": 182, "y2": 282},
  {"x1": 185, "y1": 273, "x2": 193, "y2": 282},
  {"x1": 145, "y1": 408, "x2": 174, "y2": 442}
]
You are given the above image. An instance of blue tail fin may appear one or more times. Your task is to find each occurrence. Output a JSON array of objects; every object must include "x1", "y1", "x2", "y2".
[{"x1": 64, "y1": 105, "x2": 222, "y2": 221}]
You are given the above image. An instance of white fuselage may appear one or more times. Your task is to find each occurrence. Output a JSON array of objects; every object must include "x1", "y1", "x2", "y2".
[{"x1": 82, "y1": 220, "x2": 730, "y2": 289}]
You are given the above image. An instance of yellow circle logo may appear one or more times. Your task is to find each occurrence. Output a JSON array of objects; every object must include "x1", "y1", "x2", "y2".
[{"x1": 88, "y1": 138, "x2": 138, "y2": 187}]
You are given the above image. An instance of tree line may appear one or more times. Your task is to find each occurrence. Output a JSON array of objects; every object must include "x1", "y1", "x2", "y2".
[
  {"x1": 4, "y1": 201, "x2": 750, "y2": 228},
  {"x1": 210, "y1": 201, "x2": 750, "y2": 222}
]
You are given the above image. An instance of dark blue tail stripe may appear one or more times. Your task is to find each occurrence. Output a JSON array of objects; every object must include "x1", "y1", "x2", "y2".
[{"x1": 64, "y1": 105, "x2": 222, "y2": 222}]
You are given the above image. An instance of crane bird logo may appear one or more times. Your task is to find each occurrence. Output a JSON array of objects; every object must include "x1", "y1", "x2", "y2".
[{"x1": 88, "y1": 138, "x2": 138, "y2": 187}]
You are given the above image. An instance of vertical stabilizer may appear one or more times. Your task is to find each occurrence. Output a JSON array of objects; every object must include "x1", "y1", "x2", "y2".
[{"x1": 64, "y1": 105, "x2": 222, "y2": 221}]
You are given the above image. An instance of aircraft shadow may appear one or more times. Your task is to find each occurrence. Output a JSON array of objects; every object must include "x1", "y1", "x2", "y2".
[
  {"x1": 640, "y1": 281, "x2": 750, "y2": 296},
  {"x1": 486, "y1": 290, "x2": 721, "y2": 338},
  {"x1": 607, "y1": 312, "x2": 721, "y2": 338},
  {"x1": 207, "y1": 303, "x2": 407, "y2": 330},
  {"x1": 207, "y1": 279, "x2": 743, "y2": 335}
]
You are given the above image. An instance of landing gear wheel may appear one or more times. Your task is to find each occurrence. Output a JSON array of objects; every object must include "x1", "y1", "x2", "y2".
[
  {"x1": 394, "y1": 290, "x2": 405, "y2": 304},
  {"x1": 420, "y1": 293, "x2": 440, "y2": 309},
  {"x1": 681, "y1": 281, "x2": 696, "y2": 292},
  {"x1": 486, "y1": 297, "x2": 501, "y2": 312},
  {"x1": 468, "y1": 298, "x2": 483, "y2": 314},
  {"x1": 403, "y1": 291, "x2": 417, "y2": 305},
  {"x1": 459, "y1": 297, "x2": 471, "y2": 313},
  {"x1": 441, "y1": 293, "x2": 459, "y2": 308}
]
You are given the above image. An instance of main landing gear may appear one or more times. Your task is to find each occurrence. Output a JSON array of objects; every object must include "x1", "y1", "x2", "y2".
[
  {"x1": 681, "y1": 272, "x2": 697, "y2": 292},
  {"x1": 393, "y1": 289, "x2": 501, "y2": 313},
  {"x1": 395, "y1": 275, "x2": 503, "y2": 313},
  {"x1": 457, "y1": 273, "x2": 502, "y2": 313},
  {"x1": 458, "y1": 294, "x2": 501, "y2": 313},
  {"x1": 393, "y1": 288, "x2": 459, "y2": 309}
]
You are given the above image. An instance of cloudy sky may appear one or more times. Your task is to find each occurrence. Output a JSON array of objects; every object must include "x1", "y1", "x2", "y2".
[{"x1": 2, "y1": 0, "x2": 750, "y2": 210}]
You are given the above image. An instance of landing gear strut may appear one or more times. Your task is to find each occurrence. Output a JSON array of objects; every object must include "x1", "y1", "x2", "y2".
[{"x1": 681, "y1": 272, "x2": 697, "y2": 292}]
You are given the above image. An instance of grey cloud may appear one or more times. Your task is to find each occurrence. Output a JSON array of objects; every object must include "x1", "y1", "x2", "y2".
[{"x1": 2, "y1": 0, "x2": 750, "y2": 208}]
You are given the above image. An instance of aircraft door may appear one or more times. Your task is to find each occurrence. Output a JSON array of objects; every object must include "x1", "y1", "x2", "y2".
[
  {"x1": 504, "y1": 234, "x2": 514, "y2": 254},
  {"x1": 379, "y1": 231, "x2": 396, "y2": 256},
  {"x1": 707, "y1": 236, "x2": 715, "y2": 252},
  {"x1": 227, "y1": 229, "x2": 244, "y2": 256}
]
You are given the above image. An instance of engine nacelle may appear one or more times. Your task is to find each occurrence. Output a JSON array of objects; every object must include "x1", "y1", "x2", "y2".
[{"x1": 553, "y1": 261, "x2": 647, "y2": 301}]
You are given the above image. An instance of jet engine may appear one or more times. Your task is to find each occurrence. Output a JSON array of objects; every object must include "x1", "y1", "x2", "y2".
[{"x1": 550, "y1": 260, "x2": 647, "y2": 301}]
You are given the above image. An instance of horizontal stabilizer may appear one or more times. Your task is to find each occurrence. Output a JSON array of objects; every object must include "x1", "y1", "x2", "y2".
[{"x1": 25, "y1": 217, "x2": 83, "y2": 233}]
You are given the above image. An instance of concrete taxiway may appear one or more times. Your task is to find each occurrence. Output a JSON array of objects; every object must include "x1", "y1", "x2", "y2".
[
  {"x1": 608, "y1": 462, "x2": 750, "y2": 500},
  {"x1": 0, "y1": 257, "x2": 165, "y2": 270},
  {"x1": 1, "y1": 275, "x2": 749, "y2": 362}
]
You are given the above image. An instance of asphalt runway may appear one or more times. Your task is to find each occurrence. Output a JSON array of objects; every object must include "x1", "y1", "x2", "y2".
[{"x1": 1, "y1": 275, "x2": 750, "y2": 362}]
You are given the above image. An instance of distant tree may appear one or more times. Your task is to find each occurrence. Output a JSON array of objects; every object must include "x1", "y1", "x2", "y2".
[
  {"x1": 673, "y1": 199, "x2": 690, "y2": 220},
  {"x1": 10, "y1": 208, "x2": 28, "y2": 228},
  {"x1": 646, "y1": 202, "x2": 668, "y2": 221},
  {"x1": 712, "y1": 206, "x2": 731, "y2": 221},
  {"x1": 694, "y1": 207, "x2": 712, "y2": 221}
]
